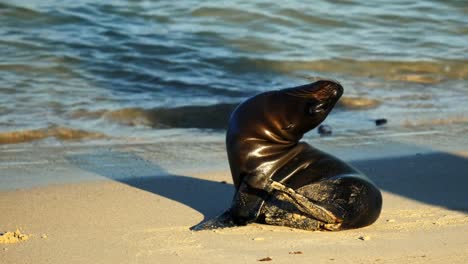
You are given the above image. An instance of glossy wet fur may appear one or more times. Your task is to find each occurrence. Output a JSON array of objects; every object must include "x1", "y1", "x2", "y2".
[
  {"x1": 195, "y1": 80, "x2": 382, "y2": 231},
  {"x1": 226, "y1": 80, "x2": 344, "y2": 189}
]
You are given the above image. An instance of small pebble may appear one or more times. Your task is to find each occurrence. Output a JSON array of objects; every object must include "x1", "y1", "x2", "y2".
[
  {"x1": 258, "y1": 257, "x2": 272, "y2": 262},
  {"x1": 289, "y1": 251, "x2": 303, "y2": 254},
  {"x1": 375, "y1": 118, "x2": 388, "y2": 126},
  {"x1": 3, "y1": 247, "x2": 8, "y2": 251},
  {"x1": 386, "y1": 219, "x2": 395, "y2": 223},
  {"x1": 358, "y1": 235, "x2": 371, "y2": 241},
  {"x1": 252, "y1": 237, "x2": 265, "y2": 241},
  {"x1": 41, "y1": 234, "x2": 48, "y2": 239},
  {"x1": 318, "y1": 125, "x2": 333, "y2": 136}
]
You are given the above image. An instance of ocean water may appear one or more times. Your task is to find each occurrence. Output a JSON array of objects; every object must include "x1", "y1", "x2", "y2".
[{"x1": 1, "y1": 0, "x2": 467, "y2": 145}]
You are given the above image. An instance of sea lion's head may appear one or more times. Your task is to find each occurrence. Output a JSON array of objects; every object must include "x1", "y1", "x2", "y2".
[{"x1": 271, "y1": 79, "x2": 343, "y2": 142}]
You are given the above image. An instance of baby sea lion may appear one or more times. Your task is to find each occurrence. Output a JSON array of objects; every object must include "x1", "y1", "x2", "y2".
[{"x1": 193, "y1": 80, "x2": 382, "y2": 231}]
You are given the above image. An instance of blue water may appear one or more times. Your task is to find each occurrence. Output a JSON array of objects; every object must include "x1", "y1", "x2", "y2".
[{"x1": 0, "y1": 0, "x2": 467, "y2": 144}]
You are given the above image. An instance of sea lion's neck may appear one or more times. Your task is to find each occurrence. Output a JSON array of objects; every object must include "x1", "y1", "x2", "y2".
[
  {"x1": 226, "y1": 128, "x2": 303, "y2": 188},
  {"x1": 250, "y1": 141, "x2": 306, "y2": 177},
  {"x1": 226, "y1": 91, "x2": 308, "y2": 188}
]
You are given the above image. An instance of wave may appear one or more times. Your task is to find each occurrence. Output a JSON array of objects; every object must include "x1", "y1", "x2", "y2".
[
  {"x1": 218, "y1": 58, "x2": 468, "y2": 83},
  {"x1": 69, "y1": 96, "x2": 380, "y2": 129},
  {"x1": 0, "y1": 126, "x2": 107, "y2": 145},
  {"x1": 70, "y1": 103, "x2": 238, "y2": 129}
]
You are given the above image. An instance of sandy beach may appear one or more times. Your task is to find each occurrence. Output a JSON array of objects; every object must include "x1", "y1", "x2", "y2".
[
  {"x1": 2, "y1": 1, "x2": 467, "y2": 263},
  {"x1": 1, "y1": 135, "x2": 467, "y2": 264}
]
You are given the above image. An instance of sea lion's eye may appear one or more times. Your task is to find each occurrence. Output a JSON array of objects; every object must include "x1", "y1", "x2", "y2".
[{"x1": 307, "y1": 101, "x2": 328, "y2": 115}]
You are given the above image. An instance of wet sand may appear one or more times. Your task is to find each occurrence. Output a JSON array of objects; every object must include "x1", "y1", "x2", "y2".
[{"x1": 1, "y1": 140, "x2": 467, "y2": 263}]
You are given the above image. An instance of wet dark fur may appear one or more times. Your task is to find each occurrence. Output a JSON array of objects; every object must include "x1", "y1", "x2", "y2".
[{"x1": 193, "y1": 80, "x2": 382, "y2": 231}]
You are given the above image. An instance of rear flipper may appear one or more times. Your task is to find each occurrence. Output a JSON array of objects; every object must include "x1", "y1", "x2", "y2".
[
  {"x1": 260, "y1": 177, "x2": 382, "y2": 231},
  {"x1": 260, "y1": 190, "x2": 343, "y2": 231},
  {"x1": 259, "y1": 192, "x2": 341, "y2": 231},
  {"x1": 268, "y1": 180, "x2": 343, "y2": 225}
]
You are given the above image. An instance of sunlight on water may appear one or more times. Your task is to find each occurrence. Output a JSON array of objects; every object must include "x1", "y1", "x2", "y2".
[{"x1": 0, "y1": 0, "x2": 467, "y2": 144}]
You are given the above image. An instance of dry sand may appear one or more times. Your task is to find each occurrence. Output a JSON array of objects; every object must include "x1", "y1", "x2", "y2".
[{"x1": 1, "y1": 141, "x2": 467, "y2": 263}]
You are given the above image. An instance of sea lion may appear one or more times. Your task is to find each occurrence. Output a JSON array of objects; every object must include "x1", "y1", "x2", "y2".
[{"x1": 193, "y1": 79, "x2": 382, "y2": 231}]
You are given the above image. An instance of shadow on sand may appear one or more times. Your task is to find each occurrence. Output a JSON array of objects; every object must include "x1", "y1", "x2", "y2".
[
  {"x1": 351, "y1": 152, "x2": 468, "y2": 213},
  {"x1": 66, "y1": 151, "x2": 234, "y2": 228},
  {"x1": 67, "y1": 147, "x2": 468, "y2": 230}
]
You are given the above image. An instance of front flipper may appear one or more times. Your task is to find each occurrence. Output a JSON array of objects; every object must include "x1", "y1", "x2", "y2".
[
  {"x1": 193, "y1": 172, "x2": 274, "y2": 230},
  {"x1": 191, "y1": 211, "x2": 236, "y2": 231},
  {"x1": 229, "y1": 173, "x2": 270, "y2": 225}
]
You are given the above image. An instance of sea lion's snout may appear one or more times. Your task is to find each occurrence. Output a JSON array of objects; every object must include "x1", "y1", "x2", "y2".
[
  {"x1": 314, "y1": 79, "x2": 343, "y2": 101},
  {"x1": 330, "y1": 83, "x2": 343, "y2": 98},
  {"x1": 283, "y1": 79, "x2": 343, "y2": 102},
  {"x1": 303, "y1": 80, "x2": 343, "y2": 115}
]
